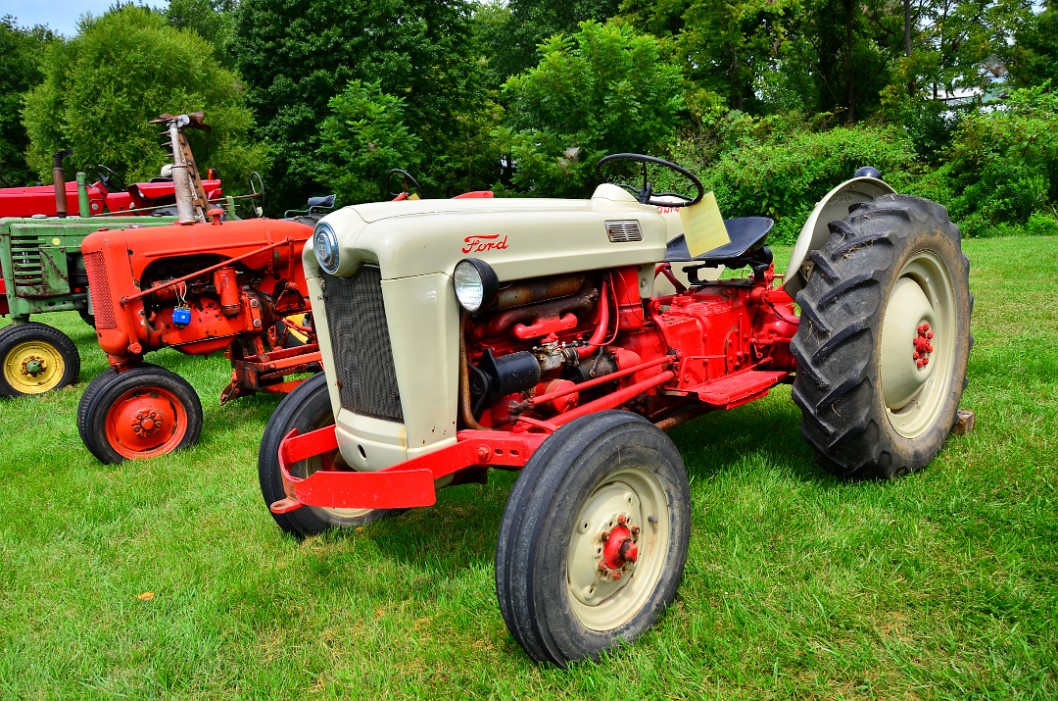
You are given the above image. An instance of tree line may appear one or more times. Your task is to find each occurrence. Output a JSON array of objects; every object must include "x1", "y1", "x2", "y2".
[{"x1": 1, "y1": 0, "x2": 1055, "y2": 238}]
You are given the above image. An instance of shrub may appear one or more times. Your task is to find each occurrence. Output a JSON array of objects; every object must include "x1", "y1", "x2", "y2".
[
  {"x1": 702, "y1": 125, "x2": 918, "y2": 243},
  {"x1": 314, "y1": 80, "x2": 421, "y2": 205},
  {"x1": 935, "y1": 84, "x2": 1058, "y2": 236},
  {"x1": 22, "y1": 5, "x2": 264, "y2": 189},
  {"x1": 498, "y1": 20, "x2": 686, "y2": 197}
]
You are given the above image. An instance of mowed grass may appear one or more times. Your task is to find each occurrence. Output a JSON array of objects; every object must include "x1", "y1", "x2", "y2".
[{"x1": 1, "y1": 236, "x2": 1056, "y2": 700}]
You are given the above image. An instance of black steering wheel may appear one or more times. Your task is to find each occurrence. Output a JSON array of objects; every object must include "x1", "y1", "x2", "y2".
[
  {"x1": 595, "y1": 153, "x2": 704, "y2": 207},
  {"x1": 96, "y1": 164, "x2": 126, "y2": 193},
  {"x1": 249, "y1": 171, "x2": 266, "y2": 217},
  {"x1": 385, "y1": 169, "x2": 426, "y2": 200}
]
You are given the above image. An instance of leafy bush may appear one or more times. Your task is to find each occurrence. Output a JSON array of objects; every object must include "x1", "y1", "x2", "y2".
[
  {"x1": 22, "y1": 5, "x2": 264, "y2": 190},
  {"x1": 498, "y1": 20, "x2": 686, "y2": 197},
  {"x1": 0, "y1": 19, "x2": 53, "y2": 187},
  {"x1": 700, "y1": 125, "x2": 918, "y2": 243},
  {"x1": 1026, "y1": 212, "x2": 1058, "y2": 237},
  {"x1": 930, "y1": 85, "x2": 1058, "y2": 237},
  {"x1": 314, "y1": 81, "x2": 421, "y2": 205}
]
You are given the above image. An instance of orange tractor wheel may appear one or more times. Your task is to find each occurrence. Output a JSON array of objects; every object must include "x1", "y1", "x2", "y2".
[{"x1": 77, "y1": 365, "x2": 203, "y2": 463}]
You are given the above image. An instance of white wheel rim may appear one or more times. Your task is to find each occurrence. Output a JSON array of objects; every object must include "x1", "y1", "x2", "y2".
[
  {"x1": 879, "y1": 249, "x2": 957, "y2": 438},
  {"x1": 566, "y1": 465, "x2": 670, "y2": 631}
]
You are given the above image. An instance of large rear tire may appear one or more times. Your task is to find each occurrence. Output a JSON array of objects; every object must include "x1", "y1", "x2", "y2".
[
  {"x1": 495, "y1": 411, "x2": 691, "y2": 665},
  {"x1": 258, "y1": 372, "x2": 391, "y2": 537},
  {"x1": 790, "y1": 194, "x2": 972, "y2": 479},
  {"x1": 78, "y1": 365, "x2": 203, "y2": 463},
  {"x1": 0, "y1": 322, "x2": 80, "y2": 398}
]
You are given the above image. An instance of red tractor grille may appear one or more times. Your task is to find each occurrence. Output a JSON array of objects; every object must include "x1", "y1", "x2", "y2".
[
  {"x1": 322, "y1": 266, "x2": 404, "y2": 422},
  {"x1": 83, "y1": 251, "x2": 117, "y2": 329}
]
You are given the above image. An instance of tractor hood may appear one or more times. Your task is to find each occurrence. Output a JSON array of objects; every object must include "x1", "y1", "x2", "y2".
[{"x1": 314, "y1": 185, "x2": 669, "y2": 281}]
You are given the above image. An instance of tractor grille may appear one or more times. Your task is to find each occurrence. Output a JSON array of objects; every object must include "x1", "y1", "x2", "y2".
[
  {"x1": 83, "y1": 251, "x2": 116, "y2": 329},
  {"x1": 322, "y1": 266, "x2": 403, "y2": 422},
  {"x1": 11, "y1": 235, "x2": 45, "y2": 287}
]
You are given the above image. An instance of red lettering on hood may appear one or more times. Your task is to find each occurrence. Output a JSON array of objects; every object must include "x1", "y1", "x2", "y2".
[{"x1": 462, "y1": 234, "x2": 509, "y2": 254}]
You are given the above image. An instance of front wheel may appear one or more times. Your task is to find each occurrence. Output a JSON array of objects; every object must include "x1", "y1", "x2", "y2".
[
  {"x1": 495, "y1": 411, "x2": 691, "y2": 665},
  {"x1": 78, "y1": 365, "x2": 203, "y2": 463},
  {"x1": 0, "y1": 322, "x2": 80, "y2": 398},
  {"x1": 791, "y1": 194, "x2": 972, "y2": 479},
  {"x1": 258, "y1": 372, "x2": 392, "y2": 537}
]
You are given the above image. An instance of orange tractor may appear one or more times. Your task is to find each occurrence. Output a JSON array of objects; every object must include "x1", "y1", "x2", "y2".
[{"x1": 76, "y1": 113, "x2": 324, "y2": 463}]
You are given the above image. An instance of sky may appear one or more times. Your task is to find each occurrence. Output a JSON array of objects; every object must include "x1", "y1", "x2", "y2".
[{"x1": 3, "y1": 0, "x2": 168, "y2": 36}]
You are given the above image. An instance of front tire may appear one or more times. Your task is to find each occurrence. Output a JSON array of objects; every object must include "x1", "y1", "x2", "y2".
[
  {"x1": 78, "y1": 365, "x2": 203, "y2": 463},
  {"x1": 495, "y1": 411, "x2": 691, "y2": 665},
  {"x1": 0, "y1": 322, "x2": 80, "y2": 398},
  {"x1": 791, "y1": 195, "x2": 972, "y2": 479},
  {"x1": 258, "y1": 372, "x2": 391, "y2": 537}
]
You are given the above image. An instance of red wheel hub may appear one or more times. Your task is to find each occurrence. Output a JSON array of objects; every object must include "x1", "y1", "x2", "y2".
[
  {"x1": 105, "y1": 387, "x2": 188, "y2": 459},
  {"x1": 596, "y1": 514, "x2": 641, "y2": 580},
  {"x1": 913, "y1": 322, "x2": 935, "y2": 369}
]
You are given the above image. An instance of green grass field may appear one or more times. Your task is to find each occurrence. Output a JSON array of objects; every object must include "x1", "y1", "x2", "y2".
[{"x1": 1, "y1": 236, "x2": 1056, "y2": 700}]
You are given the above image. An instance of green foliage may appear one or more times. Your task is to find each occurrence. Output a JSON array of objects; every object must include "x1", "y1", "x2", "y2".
[
  {"x1": 700, "y1": 123, "x2": 918, "y2": 242},
  {"x1": 620, "y1": 0, "x2": 805, "y2": 113},
  {"x1": 21, "y1": 5, "x2": 264, "y2": 190},
  {"x1": 929, "y1": 85, "x2": 1058, "y2": 237},
  {"x1": 165, "y1": 0, "x2": 237, "y2": 67},
  {"x1": 879, "y1": 88, "x2": 961, "y2": 165},
  {"x1": 1011, "y1": 0, "x2": 1058, "y2": 88},
  {"x1": 0, "y1": 17, "x2": 54, "y2": 187},
  {"x1": 475, "y1": 0, "x2": 620, "y2": 82},
  {"x1": 315, "y1": 81, "x2": 422, "y2": 204},
  {"x1": 233, "y1": 0, "x2": 494, "y2": 211},
  {"x1": 498, "y1": 20, "x2": 686, "y2": 197}
]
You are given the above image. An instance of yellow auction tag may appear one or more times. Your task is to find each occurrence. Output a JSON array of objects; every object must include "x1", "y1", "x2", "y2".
[{"x1": 680, "y1": 192, "x2": 729, "y2": 258}]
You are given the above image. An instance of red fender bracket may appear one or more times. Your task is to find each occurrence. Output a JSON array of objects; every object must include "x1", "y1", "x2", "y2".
[{"x1": 270, "y1": 426, "x2": 547, "y2": 514}]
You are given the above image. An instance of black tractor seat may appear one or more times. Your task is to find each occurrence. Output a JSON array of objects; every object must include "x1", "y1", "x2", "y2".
[{"x1": 665, "y1": 216, "x2": 775, "y2": 283}]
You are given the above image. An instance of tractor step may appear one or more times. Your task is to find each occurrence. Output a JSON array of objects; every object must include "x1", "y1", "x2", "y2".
[{"x1": 691, "y1": 369, "x2": 790, "y2": 409}]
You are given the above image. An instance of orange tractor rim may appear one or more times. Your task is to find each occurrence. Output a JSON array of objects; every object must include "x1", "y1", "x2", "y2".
[{"x1": 105, "y1": 386, "x2": 189, "y2": 459}]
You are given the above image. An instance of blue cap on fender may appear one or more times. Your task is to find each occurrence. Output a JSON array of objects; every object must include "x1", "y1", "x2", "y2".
[{"x1": 854, "y1": 166, "x2": 882, "y2": 179}]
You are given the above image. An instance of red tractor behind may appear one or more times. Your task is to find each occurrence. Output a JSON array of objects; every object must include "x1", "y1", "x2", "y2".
[{"x1": 0, "y1": 151, "x2": 223, "y2": 219}]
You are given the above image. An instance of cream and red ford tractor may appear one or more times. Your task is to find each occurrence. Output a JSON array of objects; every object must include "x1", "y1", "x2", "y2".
[{"x1": 259, "y1": 154, "x2": 972, "y2": 665}]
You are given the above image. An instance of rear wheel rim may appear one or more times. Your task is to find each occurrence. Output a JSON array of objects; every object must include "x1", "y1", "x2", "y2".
[
  {"x1": 3, "y1": 340, "x2": 65, "y2": 394},
  {"x1": 105, "y1": 386, "x2": 190, "y2": 459},
  {"x1": 880, "y1": 249, "x2": 957, "y2": 438},
  {"x1": 566, "y1": 465, "x2": 670, "y2": 631}
]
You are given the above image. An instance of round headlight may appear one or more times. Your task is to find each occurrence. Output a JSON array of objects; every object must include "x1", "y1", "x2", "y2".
[
  {"x1": 453, "y1": 258, "x2": 499, "y2": 313},
  {"x1": 312, "y1": 221, "x2": 339, "y2": 274}
]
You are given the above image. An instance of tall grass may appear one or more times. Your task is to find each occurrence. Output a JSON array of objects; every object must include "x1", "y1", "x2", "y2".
[{"x1": 1, "y1": 237, "x2": 1055, "y2": 699}]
